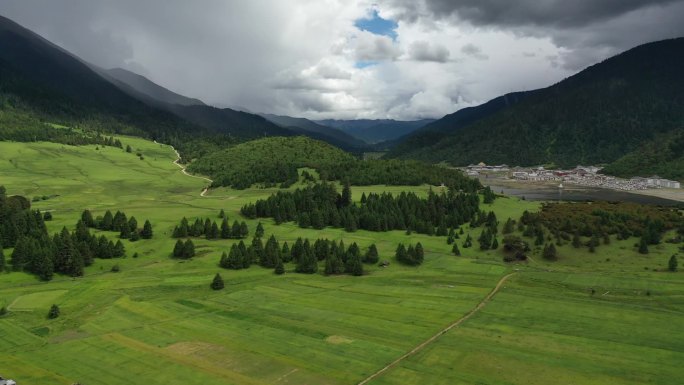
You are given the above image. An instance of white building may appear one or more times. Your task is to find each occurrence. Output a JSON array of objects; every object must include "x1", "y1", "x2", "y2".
[{"x1": 0, "y1": 377, "x2": 17, "y2": 385}]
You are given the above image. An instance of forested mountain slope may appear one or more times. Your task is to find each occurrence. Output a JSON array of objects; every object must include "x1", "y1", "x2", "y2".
[{"x1": 387, "y1": 38, "x2": 684, "y2": 171}]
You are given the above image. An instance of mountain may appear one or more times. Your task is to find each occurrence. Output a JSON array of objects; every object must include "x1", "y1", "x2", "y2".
[
  {"x1": 0, "y1": 15, "x2": 318, "y2": 150},
  {"x1": 99, "y1": 67, "x2": 205, "y2": 107},
  {"x1": 260, "y1": 113, "x2": 367, "y2": 150},
  {"x1": 166, "y1": 104, "x2": 292, "y2": 138},
  {"x1": 601, "y1": 129, "x2": 684, "y2": 181},
  {"x1": 387, "y1": 38, "x2": 684, "y2": 175},
  {"x1": 315, "y1": 119, "x2": 433, "y2": 144},
  {"x1": 386, "y1": 91, "x2": 534, "y2": 155},
  {"x1": 0, "y1": 14, "x2": 193, "y2": 140}
]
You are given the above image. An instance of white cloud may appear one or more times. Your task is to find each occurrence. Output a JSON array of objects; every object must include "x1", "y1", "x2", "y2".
[{"x1": 1, "y1": 0, "x2": 682, "y2": 120}]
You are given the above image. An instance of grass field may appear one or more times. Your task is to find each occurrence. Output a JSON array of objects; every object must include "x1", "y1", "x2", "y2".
[{"x1": 1, "y1": 137, "x2": 683, "y2": 385}]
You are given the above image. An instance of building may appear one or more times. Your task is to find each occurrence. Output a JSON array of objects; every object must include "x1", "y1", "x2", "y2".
[{"x1": 0, "y1": 377, "x2": 17, "y2": 385}]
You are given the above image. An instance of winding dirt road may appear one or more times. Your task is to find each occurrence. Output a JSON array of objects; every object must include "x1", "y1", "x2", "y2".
[
  {"x1": 357, "y1": 272, "x2": 517, "y2": 385},
  {"x1": 163, "y1": 142, "x2": 213, "y2": 196}
]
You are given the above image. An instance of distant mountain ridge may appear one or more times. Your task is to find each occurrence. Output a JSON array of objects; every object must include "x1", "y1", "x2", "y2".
[
  {"x1": 315, "y1": 119, "x2": 434, "y2": 144},
  {"x1": 386, "y1": 37, "x2": 684, "y2": 180},
  {"x1": 100, "y1": 67, "x2": 206, "y2": 107},
  {"x1": 260, "y1": 113, "x2": 366, "y2": 150}
]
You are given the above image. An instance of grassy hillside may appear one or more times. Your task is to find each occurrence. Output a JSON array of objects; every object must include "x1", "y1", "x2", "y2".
[
  {"x1": 1, "y1": 137, "x2": 683, "y2": 385},
  {"x1": 388, "y1": 38, "x2": 684, "y2": 169}
]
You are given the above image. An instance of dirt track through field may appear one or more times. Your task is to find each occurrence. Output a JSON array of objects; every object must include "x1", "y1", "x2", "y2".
[
  {"x1": 356, "y1": 272, "x2": 517, "y2": 385},
  {"x1": 161, "y1": 141, "x2": 213, "y2": 196}
]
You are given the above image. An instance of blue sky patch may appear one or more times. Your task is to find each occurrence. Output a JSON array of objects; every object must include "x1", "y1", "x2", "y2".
[
  {"x1": 354, "y1": 60, "x2": 378, "y2": 69},
  {"x1": 354, "y1": 9, "x2": 398, "y2": 40}
]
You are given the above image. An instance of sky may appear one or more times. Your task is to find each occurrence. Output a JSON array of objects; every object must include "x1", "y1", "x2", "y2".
[{"x1": 1, "y1": 0, "x2": 683, "y2": 120}]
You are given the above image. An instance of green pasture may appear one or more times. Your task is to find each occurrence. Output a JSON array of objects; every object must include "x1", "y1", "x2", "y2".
[{"x1": 0, "y1": 138, "x2": 682, "y2": 384}]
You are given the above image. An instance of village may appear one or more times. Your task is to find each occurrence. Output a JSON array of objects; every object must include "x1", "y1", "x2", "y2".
[{"x1": 464, "y1": 163, "x2": 681, "y2": 191}]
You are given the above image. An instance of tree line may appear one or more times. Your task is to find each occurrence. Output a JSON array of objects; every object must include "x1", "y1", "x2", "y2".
[
  {"x1": 172, "y1": 217, "x2": 249, "y2": 239},
  {"x1": 81, "y1": 209, "x2": 153, "y2": 241},
  {"x1": 241, "y1": 182, "x2": 484, "y2": 236},
  {"x1": 517, "y1": 202, "x2": 684, "y2": 257}
]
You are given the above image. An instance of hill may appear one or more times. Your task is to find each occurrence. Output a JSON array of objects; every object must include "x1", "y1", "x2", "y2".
[
  {"x1": 316, "y1": 119, "x2": 433, "y2": 143},
  {"x1": 188, "y1": 136, "x2": 481, "y2": 191},
  {"x1": 387, "y1": 38, "x2": 684, "y2": 173},
  {"x1": 187, "y1": 136, "x2": 356, "y2": 189},
  {"x1": 601, "y1": 128, "x2": 684, "y2": 180},
  {"x1": 260, "y1": 113, "x2": 367, "y2": 150}
]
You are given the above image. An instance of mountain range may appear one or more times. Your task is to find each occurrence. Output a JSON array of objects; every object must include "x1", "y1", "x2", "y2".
[
  {"x1": 1, "y1": 13, "x2": 683, "y2": 180},
  {"x1": 386, "y1": 38, "x2": 684, "y2": 180}
]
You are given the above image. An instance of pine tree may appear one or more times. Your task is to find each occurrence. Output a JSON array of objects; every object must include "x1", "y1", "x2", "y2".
[
  {"x1": 414, "y1": 243, "x2": 424, "y2": 265},
  {"x1": 395, "y1": 243, "x2": 408, "y2": 264},
  {"x1": 491, "y1": 237, "x2": 499, "y2": 250},
  {"x1": 210, "y1": 273, "x2": 225, "y2": 290},
  {"x1": 0, "y1": 241, "x2": 5, "y2": 272},
  {"x1": 364, "y1": 244, "x2": 379, "y2": 264},
  {"x1": 274, "y1": 257, "x2": 285, "y2": 275},
  {"x1": 542, "y1": 243, "x2": 558, "y2": 260},
  {"x1": 255, "y1": 222, "x2": 265, "y2": 238},
  {"x1": 141, "y1": 220, "x2": 153, "y2": 239},
  {"x1": 452, "y1": 243, "x2": 461, "y2": 256},
  {"x1": 82, "y1": 209, "x2": 95, "y2": 227},
  {"x1": 184, "y1": 240, "x2": 195, "y2": 259},
  {"x1": 572, "y1": 232, "x2": 582, "y2": 248},
  {"x1": 502, "y1": 218, "x2": 514, "y2": 234},
  {"x1": 101, "y1": 210, "x2": 114, "y2": 230},
  {"x1": 638, "y1": 237, "x2": 649, "y2": 254},
  {"x1": 668, "y1": 255, "x2": 678, "y2": 272},
  {"x1": 48, "y1": 304, "x2": 60, "y2": 319},
  {"x1": 173, "y1": 240, "x2": 184, "y2": 258},
  {"x1": 340, "y1": 180, "x2": 352, "y2": 207},
  {"x1": 128, "y1": 217, "x2": 138, "y2": 233},
  {"x1": 345, "y1": 252, "x2": 364, "y2": 276},
  {"x1": 219, "y1": 209, "x2": 226, "y2": 218},
  {"x1": 220, "y1": 218, "x2": 230, "y2": 239},
  {"x1": 239, "y1": 222, "x2": 249, "y2": 238},
  {"x1": 281, "y1": 242, "x2": 291, "y2": 262}
]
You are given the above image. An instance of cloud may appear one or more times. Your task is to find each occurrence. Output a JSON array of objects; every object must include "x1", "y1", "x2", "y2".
[
  {"x1": 1, "y1": 0, "x2": 682, "y2": 120},
  {"x1": 352, "y1": 31, "x2": 403, "y2": 61},
  {"x1": 408, "y1": 40, "x2": 450, "y2": 62},
  {"x1": 460, "y1": 43, "x2": 488, "y2": 60},
  {"x1": 388, "y1": 0, "x2": 679, "y2": 28}
]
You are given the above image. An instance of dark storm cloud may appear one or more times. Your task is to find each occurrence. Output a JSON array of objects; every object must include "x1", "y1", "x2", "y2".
[
  {"x1": 391, "y1": 0, "x2": 684, "y2": 70},
  {"x1": 390, "y1": 0, "x2": 680, "y2": 28}
]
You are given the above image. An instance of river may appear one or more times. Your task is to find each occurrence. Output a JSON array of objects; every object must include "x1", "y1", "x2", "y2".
[{"x1": 482, "y1": 179, "x2": 683, "y2": 206}]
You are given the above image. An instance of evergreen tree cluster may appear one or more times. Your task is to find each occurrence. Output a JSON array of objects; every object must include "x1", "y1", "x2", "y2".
[
  {"x1": 241, "y1": 183, "x2": 483, "y2": 236},
  {"x1": 219, "y1": 234, "x2": 377, "y2": 277},
  {"x1": 81, "y1": 209, "x2": 153, "y2": 241},
  {"x1": 186, "y1": 136, "x2": 482, "y2": 191},
  {"x1": 12, "y1": 223, "x2": 125, "y2": 280},
  {"x1": 172, "y1": 239, "x2": 196, "y2": 259},
  {"x1": 1, "y1": 187, "x2": 127, "y2": 280},
  {"x1": 394, "y1": 242, "x2": 425, "y2": 266},
  {"x1": 518, "y1": 202, "x2": 683, "y2": 255},
  {"x1": 172, "y1": 216, "x2": 248, "y2": 239}
]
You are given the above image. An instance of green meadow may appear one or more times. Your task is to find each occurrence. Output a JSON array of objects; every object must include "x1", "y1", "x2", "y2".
[{"x1": 1, "y1": 137, "x2": 683, "y2": 385}]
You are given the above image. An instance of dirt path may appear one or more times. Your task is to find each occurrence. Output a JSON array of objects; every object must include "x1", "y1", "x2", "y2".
[
  {"x1": 160, "y1": 141, "x2": 213, "y2": 196},
  {"x1": 356, "y1": 272, "x2": 517, "y2": 385}
]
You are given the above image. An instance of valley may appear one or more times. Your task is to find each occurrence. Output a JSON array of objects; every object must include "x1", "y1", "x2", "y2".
[
  {"x1": 1, "y1": 7, "x2": 684, "y2": 385},
  {"x1": 1, "y1": 136, "x2": 682, "y2": 385}
]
